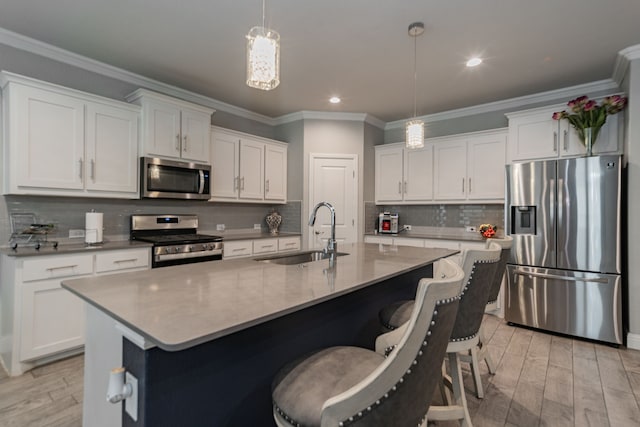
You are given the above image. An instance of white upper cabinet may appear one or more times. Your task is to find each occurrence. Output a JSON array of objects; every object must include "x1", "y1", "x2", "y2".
[
  {"x1": 433, "y1": 130, "x2": 507, "y2": 202},
  {"x1": 126, "y1": 89, "x2": 214, "y2": 163},
  {"x1": 210, "y1": 126, "x2": 287, "y2": 203},
  {"x1": 506, "y1": 103, "x2": 620, "y2": 162},
  {"x1": 375, "y1": 144, "x2": 434, "y2": 204},
  {"x1": 375, "y1": 129, "x2": 506, "y2": 205},
  {"x1": 1, "y1": 72, "x2": 140, "y2": 198}
]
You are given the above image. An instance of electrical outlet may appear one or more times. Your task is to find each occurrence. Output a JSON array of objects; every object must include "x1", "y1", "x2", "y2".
[
  {"x1": 216, "y1": 224, "x2": 225, "y2": 231},
  {"x1": 404, "y1": 225, "x2": 412, "y2": 231},
  {"x1": 125, "y1": 372, "x2": 138, "y2": 421},
  {"x1": 466, "y1": 226, "x2": 477, "y2": 232},
  {"x1": 69, "y1": 229, "x2": 85, "y2": 238},
  {"x1": 253, "y1": 224, "x2": 261, "y2": 230}
]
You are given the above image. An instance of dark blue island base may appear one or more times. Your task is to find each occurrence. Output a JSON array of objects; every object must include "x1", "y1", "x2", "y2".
[{"x1": 122, "y1": 264, "x2": 432, "y2": 427}]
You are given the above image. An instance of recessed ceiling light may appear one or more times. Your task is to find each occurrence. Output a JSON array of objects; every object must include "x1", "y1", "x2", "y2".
[
  {"x1": 466, "y1": 57, "x2": 482, "y2": 67},
  {"x1": 329, "y1": 96, "x2": 341, "y2": 104}
]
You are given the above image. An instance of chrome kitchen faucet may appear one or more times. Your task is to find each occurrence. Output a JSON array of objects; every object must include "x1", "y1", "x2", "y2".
[{"x1": 309, "y1": 202, "x2": 337, "y2": 255}]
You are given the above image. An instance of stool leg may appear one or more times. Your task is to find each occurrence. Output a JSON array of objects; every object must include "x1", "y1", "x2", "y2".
[
  {"x1": 440, "y1": 360, "x2": 452, "y2": 405},
  {"x1": 470, "y1": 345, "x2": 484, "y2": 399},
  {"x1": 449, "y1": 352, "x2": 472, "y2": 427},
  {"x1": 478, "y1": 324, "x2": 496, "y2": 374}
]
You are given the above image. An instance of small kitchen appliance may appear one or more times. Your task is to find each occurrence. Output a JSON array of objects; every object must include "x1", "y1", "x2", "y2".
[
  {"x1": 130, "y1": 214, "x2": 223, "y2": 268},
  {"x1": 505, "y1": 155, "x2": 622, "y2": 344},
  {"x1": 378, "y1": 212, "x2": 399, "y2": 234}
]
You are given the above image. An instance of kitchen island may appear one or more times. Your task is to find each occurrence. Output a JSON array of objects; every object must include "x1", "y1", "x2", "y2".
[{"x1": 63, "y1": 242, "x2": 457, "y2": 427}]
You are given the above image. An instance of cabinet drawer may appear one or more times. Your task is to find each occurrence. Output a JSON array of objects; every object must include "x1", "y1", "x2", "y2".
[
  {"x1": 364, "y1": 235, "x2": 393, "y2": 245},
  {"x1": 224, "y1": 240, "x2": 253, "y2": 259},
  {"x1": 21, "y1": 254, "x2": 94, "y2": 282},
  {"x1": 253, "y1": 239, "x2": 278, "y2": 254},
  {"x1": 96, "y1": 248, "x2": 150, "y2": 273},
  {"x1": 278, "y1": 237, "x2": 300, "y2": 252},
  {"x1": 392, "y1": 237, "x2": 425, "y2": 248}
]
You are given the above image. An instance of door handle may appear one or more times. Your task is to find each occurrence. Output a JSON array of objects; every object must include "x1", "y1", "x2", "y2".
[
  {"x1": 241, "y1": 177, "x2": 245, "y2": 190},
  {"x1": 553, "y1": 131, "x2": 558, "y2": 152},
  {"x1": 513, "y1": 270, "x2": 608, "y2": 284},
  {"x1": 398, "y1": 182, "x2": 402, "y2": 194},
  {"x1": 403, "y1": 181, "x2": 407, "y2": 194},
  {"x1": 198, "y1": 170, "x2": 205, "y2": 194},
  {"x1": 563, "y1": 130, "x2": 568, "y2": 151},
  {"x1": 462, "y1": 177, "x2": 465, "y2": 193},
  {"x1": 90, "y1": 159, "x2": 95, "y2": 181},
  {"x1": 468, "y1": 177, "x2": 471, "y2": 193},
  {"x1": 183, "y1": 135, "x2": 188, "y2": 152},
  {"x1": 265, "y1": 179, "x2": 270, "y2": 193},
  {"x1": 79, "y1": 158, "x2": 83, "y2": 180},
  {"x1": 176, "y1": 134, "x2": 181, "y2": 151}
]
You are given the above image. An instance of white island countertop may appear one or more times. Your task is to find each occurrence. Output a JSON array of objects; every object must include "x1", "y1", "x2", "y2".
[{"x1": 62, "y1": 243, "x2": 456, "y2": 351}]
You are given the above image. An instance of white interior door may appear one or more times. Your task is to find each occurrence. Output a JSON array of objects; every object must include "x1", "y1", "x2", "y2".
[{"x1": 309, "y1": 154, "x2": 358, "y2": 249}]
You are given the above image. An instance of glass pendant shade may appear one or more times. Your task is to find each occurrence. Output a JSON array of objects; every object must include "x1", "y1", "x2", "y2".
[
  {"x1": 246, "y1": 26, "x2": 280, "y2": 90},
  {"x1": 405, "y1": 119, "x2": 425, "y2": 149}
]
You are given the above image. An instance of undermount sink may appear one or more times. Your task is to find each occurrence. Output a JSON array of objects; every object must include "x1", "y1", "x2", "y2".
[{"x1": 256, "y1": 250, "x2": 348, "y2": 265}]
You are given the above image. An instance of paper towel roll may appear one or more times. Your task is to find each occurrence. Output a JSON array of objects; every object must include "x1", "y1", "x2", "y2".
[{"x1": 85, "y1": 212, "x2": 103, "y2": 244}]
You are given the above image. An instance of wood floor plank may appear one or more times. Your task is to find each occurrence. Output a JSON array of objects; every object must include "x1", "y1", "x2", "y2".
[
  {"x1": 602, "y1": 386, "x2": 640, "y2": 427},
  {"x1": 540, "y1": 364, "x2": 574, "y2": 426},
  {"x1": 597, "y1": 350, "x2": 634, "y2": 394},
  {"x1": 548, "y1": 335, "x2": 573, "y2": 370}
]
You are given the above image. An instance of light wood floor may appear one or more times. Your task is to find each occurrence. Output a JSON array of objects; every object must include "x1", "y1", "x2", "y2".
[{"x1": 1, "y1": 317, "x2": 640, "y2": 426}]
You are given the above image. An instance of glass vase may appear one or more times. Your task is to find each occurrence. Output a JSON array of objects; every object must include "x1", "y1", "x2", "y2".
[{"x1": 581, "y1": 127, "x2": 597, "y2": 156}]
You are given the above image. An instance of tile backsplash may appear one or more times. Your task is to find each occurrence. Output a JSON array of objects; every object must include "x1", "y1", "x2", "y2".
[
  {"x1": 365, "y1": 202, "x2": 504, "y2": 232},
  {"x1": 1, "y1": 196, "x2": 302, "y2": 245}
]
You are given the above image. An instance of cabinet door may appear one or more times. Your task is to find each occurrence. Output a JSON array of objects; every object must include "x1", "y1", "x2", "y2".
[
  {"x1": 180, "y1": 108, "x2": 210, "y2": 162},
  {"x1": 561, "y1": 114, "x2": 620, "y2": 157},
  {"x1": 264, "y1": 143, "x2": 287, "y2": 202},
  {"x1": 211, "y1": 131, "x2": 240, "y2": 200},
  {"x1": 467, "y1": 133, "x2": 507, "y2": 200},
  {"x1": 433, "y1": 139, "x2": 467, "y2": 200},
  {"x1": 10, "y1": 84, "x2": 85, "y2": 191},
  {"x1": 239, "y1": 140, "x2": 264, "y2": 200},
  {"x1": 143, "y1": 100, "x2": 182, "y2": 158},
  {"x1": 404, "y1": 144, "x2": 433, "y2": 201},
  {"x1": 85, "y1": 102, "x2": 139, "y2": 195},
  {"x1": 508, "y1": 109, "x2": 558, "y2": 161},
  {"x1": 375, "y1": 146, "x2": 404, "y2": 202},
  {"x1": 20, "y1": 279, "x2": 85, "y2": 361}
]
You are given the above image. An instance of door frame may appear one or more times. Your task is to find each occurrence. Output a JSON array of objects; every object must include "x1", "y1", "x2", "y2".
[{"x1": 308, "y1": 153, "x2": 359, "y2": 249}]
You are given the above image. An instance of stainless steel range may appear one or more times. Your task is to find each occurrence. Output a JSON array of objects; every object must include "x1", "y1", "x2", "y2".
[{"x1": 130, "y1": 214, "x2": 223, "y2": 268}]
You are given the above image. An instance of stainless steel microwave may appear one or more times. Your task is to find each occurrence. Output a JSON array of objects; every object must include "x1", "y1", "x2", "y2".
[{"x1": 140, "y1": 157, "x2": 211, "y2": 200}]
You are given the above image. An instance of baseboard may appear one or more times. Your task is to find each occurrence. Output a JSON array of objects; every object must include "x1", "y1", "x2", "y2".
[{"x1": 627, "y1": 332, "x2": 640, "y2": 350}]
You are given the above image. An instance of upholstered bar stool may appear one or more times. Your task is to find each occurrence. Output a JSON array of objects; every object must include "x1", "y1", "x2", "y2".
[
  {"x1": 271, "y1": 258, "x2": 464, "y2": 427},
  {"x1": 378, "y1": 244, "x2": 501, "y2": 427},
  {"x1": 460, "y1": 235, "x2": 513, "y2": 398}
]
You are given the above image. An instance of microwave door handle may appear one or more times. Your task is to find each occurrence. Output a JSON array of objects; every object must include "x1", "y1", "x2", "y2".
[{"x1": 198, "y1": 170, "x2": 205, "y2": 194}]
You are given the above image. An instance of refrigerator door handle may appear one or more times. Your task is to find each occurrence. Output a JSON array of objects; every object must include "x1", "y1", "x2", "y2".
[{"x1": 513, "y1": 269, "x2": 609, "y2": 284}]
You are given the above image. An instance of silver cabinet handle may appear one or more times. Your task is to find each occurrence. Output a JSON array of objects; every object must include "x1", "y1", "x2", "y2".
[
  {"x1": 79, "y1": 158, "x2": 83, "y2": 180},
  {"x1": 90, "y1": 159, "x2": 95, "y2": 181},
  {"x1": 47, "y1": 264, "x2": 78, "y2": 271},
  {"x1": 266, "y1": 179, "x2": 270, "y2": 193},
  {"x1": 183, "y1": 135, "x2": 188, "y2": 152},
  {"x1": 232, "y1": 248, "x2": 246, "y2": 252},
  {"x1": 241, "y1": 177, "x2": 245, "y2": 190},
  {"x1": 234, "y1": 176, "x2": 239, "y2": 191},
  {"x1": 114, "y1": 258, "x2": 138, "y2": 264},
  {"x1": 462, "y1": 177, "x2": 465, "y2": 193},
  {"x1": 404, "y1": 181, "x2": 407, "y2": 194},
  {"x1": 398, "y1": 182, "x2": 402, "y2": 194},
  {"x1": 468, "y1": 177, "x2": 471, "y2": 193},
  {"x1": 553, "y1": 131, "x2": 558, "y2": 152},
  {"x1": 563, "y1": 129, "x2": 568, "y2": 151},
  {"x1": 285, "y1": 242, "x2": 297, "y2": 247},
  {"x1": 260, "y1": 244, "x2": 275, "y2": 249},
  {"x1": 176, "y1": 134, "x2": 181, "y2": 151}
]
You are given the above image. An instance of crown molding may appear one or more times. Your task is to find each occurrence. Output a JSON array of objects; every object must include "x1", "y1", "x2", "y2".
[
  {"x1": 613, "y1": 44, "x2": 640, "y2": 86},
  {"x1": 273, "y1": 111, "x2": 386, "y2": 128},
  {"x1": 0, "y1": 26, "x2": 275, "y2": 125},
  {"x1": 385, "y1": 78, "x2": 618, "y2": 130}
]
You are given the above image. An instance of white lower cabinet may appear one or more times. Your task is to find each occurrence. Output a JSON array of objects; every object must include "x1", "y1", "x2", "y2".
[
  {"x1": 0, "y1": 247, "x2": 151, "y2": 376},
  {"x1": 223, "y1": 236, "x2": 301, "y2": 259}
]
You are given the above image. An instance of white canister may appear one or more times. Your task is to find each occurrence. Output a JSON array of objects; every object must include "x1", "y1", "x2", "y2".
[{"x1": 85, "y1": 212, "x2": 103, "y2": 244}]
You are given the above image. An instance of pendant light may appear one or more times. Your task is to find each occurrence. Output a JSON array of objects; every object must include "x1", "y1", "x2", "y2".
[
  {"x1": 246, "y1": 0, "x2": 280, "y2": 90},
  {"x1": 405, "y1": 22, "x2": 425, "y2": 149}
]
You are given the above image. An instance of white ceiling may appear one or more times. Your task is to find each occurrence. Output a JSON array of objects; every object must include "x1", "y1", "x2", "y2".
[{"x1": 1, "y1": 0, "x2": 639, "y2": 123}]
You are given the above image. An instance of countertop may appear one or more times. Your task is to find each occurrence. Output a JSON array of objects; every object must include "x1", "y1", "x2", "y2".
[
  {"x1": 0, "y1": 240, "x2": 152, "y2": 257},
  {"x1": 62, "y1": 243, "x2": 457, "y2": 352}
]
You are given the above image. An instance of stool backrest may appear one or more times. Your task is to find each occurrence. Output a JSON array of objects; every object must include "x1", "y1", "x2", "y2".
[
  {"x1": 321, "y1": 258, "x2": 464, "y2": 427},
  {"x1": 449, "y1": 243, "x2": 501, "y2": 342},
  {"x1": 485, "y1": 236, "x2": 513, "y2": 304}
]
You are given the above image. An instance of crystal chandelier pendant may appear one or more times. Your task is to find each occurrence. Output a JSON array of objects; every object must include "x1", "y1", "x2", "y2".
[
  {"x1": 406, "y1": 119, "x2": 425, "y2": 149},
  {"x1": 246, "y1": 26, "x2": 280, "y2": 90}
]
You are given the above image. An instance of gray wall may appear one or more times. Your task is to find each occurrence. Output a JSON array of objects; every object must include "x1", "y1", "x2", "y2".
[{"x1": 622, "y1": 59, "x2": 640, "y2": 341}]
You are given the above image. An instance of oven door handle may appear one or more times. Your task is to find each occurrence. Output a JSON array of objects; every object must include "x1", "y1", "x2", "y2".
[{"x1": 198, "y1": 170, "x2": 205, "y2": 194}]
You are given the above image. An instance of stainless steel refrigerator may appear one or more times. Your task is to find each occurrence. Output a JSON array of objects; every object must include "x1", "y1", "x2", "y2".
[{"x1": 505, "y1": 154, "x2": 622, "y2": 344}]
